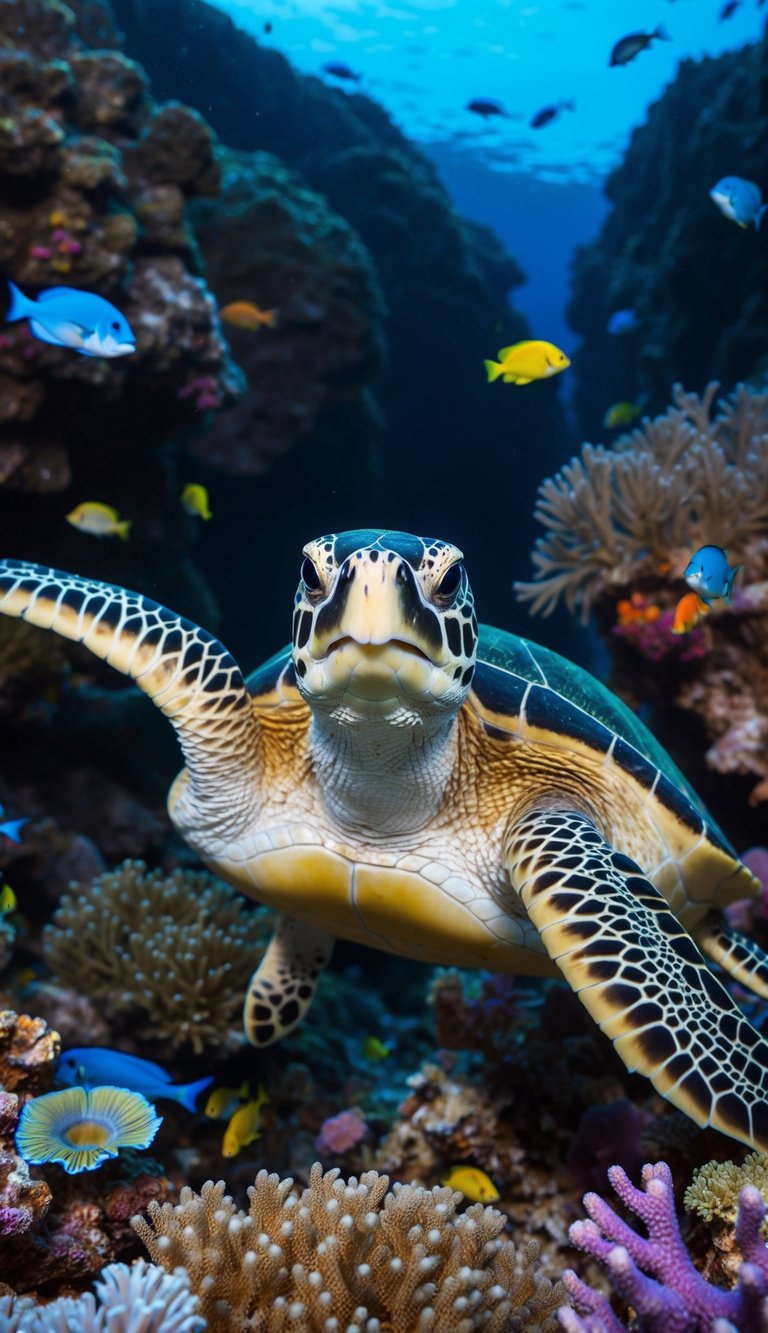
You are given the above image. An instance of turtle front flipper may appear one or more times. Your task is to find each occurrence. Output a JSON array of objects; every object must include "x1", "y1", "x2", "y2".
[
  {"x1": 695, "y1": 911, "x2": 768, "y2": 1001},
  {"x1": 244, "y1": 914, "x2": 335, "y2": 1046},
  {"x1": 505, "y1": 807, "x2": 768, "y2": 1152},
  {"x1": 0, "y1": 561, "x2": 260, "y2": 827}
]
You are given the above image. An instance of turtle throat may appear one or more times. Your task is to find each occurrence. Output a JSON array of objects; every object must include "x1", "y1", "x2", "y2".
[{"x1": 308, "y1": 703, "x2": 459, "y2": 837}]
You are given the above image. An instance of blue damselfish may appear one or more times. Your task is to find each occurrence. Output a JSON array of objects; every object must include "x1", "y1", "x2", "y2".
[
  {"x1": 57, "y1": 1048, "x2": 213, "y2": 1112},
  {"x1": 5, "y1": 280, "x2": 135, "y2": 357}
]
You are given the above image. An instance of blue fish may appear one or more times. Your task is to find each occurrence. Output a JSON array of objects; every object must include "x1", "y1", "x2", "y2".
[
  {"x1": 606, "y1": 308, "x2": 638, "y2": 336},
  {"x1": 4, "y1": 280, "x2": 136, "y2": 357},
  {"x1": 0, "y1": 817, "x2": 29, "y2": 843},
  {"x1": 709, "y1": 177, "x2": 766, "y2": 230},
  {"x1": 684, "y1": 545, "x2": 742, "y2": 604},
  {"x1": 57, "y1": 1047, "x2": 214, "y2": 1112}
]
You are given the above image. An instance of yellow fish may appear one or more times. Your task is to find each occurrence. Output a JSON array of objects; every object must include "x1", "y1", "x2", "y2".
[
  {"x1": 222, "y1": 1083, "x2": 269, "y2": 1157},
  {"x1": 66, "y1": 502, "x2": 131, "y2": 540},
  {"x1": 0, "y1": 882, "x2": 16, "y2": 914},
  {"x1": 603, "y1": 401, "x2": 642, "y2": 430},
  {"x1": 484, "y1": 340, "x2": 570, "y2": 386},
  {"x1": 362, "y1": 1035, "x2": 390, "y2": 1062},
  {"x1": 204, "y1": 1079, "x2": 250, "y2": 1120},
  {"x1": 219, "y1": 300, "x2": 278, "y2": 331},
  {"x1": 181, "y1": 483, "x2": 212, "y2": 521},
  {"x1": 441, "y1": 1166, "x2": 500, "y2": 1203}
]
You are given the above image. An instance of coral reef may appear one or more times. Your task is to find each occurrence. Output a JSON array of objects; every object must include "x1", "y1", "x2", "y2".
[
  {"x1": 0, "y1": 1009, "x2": 59, "y2": 1097},
  {"x1": 567, "y1": 35, "x2": 768, "y2": 438},
  {"x1": 0, "y1": 1092, "x2": 52, "y2": 1239},
  {"x1": 134, "y1": 1161, "x2": 566, "y2": 1331},
  {"x1": 684, "y1": 1150, "x2": 768, "y2": 1227},
  {"x1": 560, "y1": 1161, "x2": 768, "y2": 1331},
  {"x1": 0, "y1": 1259, "x2": 204, "y2": 1332},
  {"x1": 42, "y1": 859, "x2": 271, "y2": 1053},
  {"x1": 189, "y1": 150, "x2": 386, "y2": 478},
  {"x1": 515, "y1": 382, "x2": 768, "y2": 808}
]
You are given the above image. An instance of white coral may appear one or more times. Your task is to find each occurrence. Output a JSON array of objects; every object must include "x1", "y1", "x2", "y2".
[{"x1": 0, "y1": 1260, "x2": 205, "y2": 1332}]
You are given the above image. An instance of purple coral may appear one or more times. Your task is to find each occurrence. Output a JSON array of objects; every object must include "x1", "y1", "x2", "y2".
[
  {"x1": 559, "y1": 1161, "x2": 768, "y2": 1332},
  {"x1": 314, "y1": 1107, "x2": 368, "y2": 1155}
]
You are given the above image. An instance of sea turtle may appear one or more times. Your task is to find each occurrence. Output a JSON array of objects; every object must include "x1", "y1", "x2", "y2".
[{"x1": 3, "y1": 529, "x2": 768, "y2": 1151}]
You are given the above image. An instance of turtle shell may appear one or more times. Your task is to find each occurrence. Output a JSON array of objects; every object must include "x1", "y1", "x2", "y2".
[{"x1": 473, "y1": 623, "x2": 735, "y2": 857}]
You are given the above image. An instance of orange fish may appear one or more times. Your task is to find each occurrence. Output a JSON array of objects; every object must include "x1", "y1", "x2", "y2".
[
  {"x1": 219, "y1": 301, "x2": 278, "y2": 331},
  {"x1": 672, "y1": 592, "x2": 709, "y2": 635}
]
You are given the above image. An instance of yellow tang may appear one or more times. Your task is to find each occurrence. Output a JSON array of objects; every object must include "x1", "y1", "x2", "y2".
[
  {"x1": 181, "y1": 483, "x2": 212, "y2": 521},
  {"x1": 603, "y1": 401, "x2": 642, "y2": 430},
  {"x1": 204, "y1": 1079, "x2": 249, "y2": 1120},
  {"x1": 66, "y1": 502, "x2": 131, "y2": 541},
  {"x1": 362, "y1": 1035, "x2": 390, "y2": 1062},
  {"x1": 0, "y1": 882, "x2": 16, "y2": 914},
  {"x1": 484, "y1": 339, "x2": 570, "y2": 386},
  {"x1": 441, "y1": 1166, "x2": 500, "y2": 1203},
  {"x1": 222, "y1": 1083, "x2": 270, "y2": 1157}
]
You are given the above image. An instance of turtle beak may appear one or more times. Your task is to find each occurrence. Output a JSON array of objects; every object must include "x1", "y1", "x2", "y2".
[{"x1": 315, "y1": 554, "x2": 443, "y2": 665}]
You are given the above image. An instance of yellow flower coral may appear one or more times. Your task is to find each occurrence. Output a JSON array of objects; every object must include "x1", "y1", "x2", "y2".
[
  {"x1": 15, "y1": 1084, "x2": 162, "y2": 1174},
  {"x1": 684, "y1": 1150, "x2": 768, "y2": 1226}
]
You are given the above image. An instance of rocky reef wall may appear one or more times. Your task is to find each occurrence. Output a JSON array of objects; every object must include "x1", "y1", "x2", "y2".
[{"x1": 568, "y1": 29, "x2": 768, "y2": 439}]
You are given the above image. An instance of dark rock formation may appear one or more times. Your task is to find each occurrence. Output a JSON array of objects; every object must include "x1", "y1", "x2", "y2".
[
  {"x1": 109, "y1": 0, "x2": 572, "y2": 640},
  {"x1": 568, "y1": 28, "x2": 768, "y2": 440}
]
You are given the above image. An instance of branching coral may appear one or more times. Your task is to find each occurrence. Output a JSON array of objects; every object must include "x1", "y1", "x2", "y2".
[
  {"x1": 133, "y1": 1161, "x2": 566, "y2": 1332},
  {"x1": 559, "y1": 1161, "x2": 768, "y2": 1332},
  {"x1": 43, "y1": 859, "x2": 271, "y2": 1053},
  {"x1": 515, "y1": 382, "x2": 768, "y2": 621},
  {"x1": 0, "y1": 1259, "x2": 204, "y2": 1332}
]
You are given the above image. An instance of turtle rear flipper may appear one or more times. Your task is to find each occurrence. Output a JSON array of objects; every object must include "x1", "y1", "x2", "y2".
[
  {"x1": 696, "y1": 912, "x2": 768, "y2": 1001},
  {"x1": 0, "y1": 560, "x2": 260, "y2": 823},
  {"x1": 505, "y1": 807, "x2": 768, "y2": 1152},
  {"x1": 244, "y1": 915, "x2": 334, "y2": 1046}
]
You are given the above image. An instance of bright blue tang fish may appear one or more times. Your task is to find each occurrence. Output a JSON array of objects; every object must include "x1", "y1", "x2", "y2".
[
  {"x1": 0, "y1": 817, "x2": 29, "y2": 843},
  {"x1": 57, "y1": 1047, "x2": 213, "y2": 1112},
  {"x1": 684, "y1": 545, "x2": 743, "y2": 604},
  {"x1": 710, "y1": 177, "x2": 766, "y2": 230},
  {"x1": 5, "y1": 280, "x2": 136, "y2": 357}
]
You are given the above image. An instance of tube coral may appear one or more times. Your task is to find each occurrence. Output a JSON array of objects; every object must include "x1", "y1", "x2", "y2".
[
  {"x1": 42, "y1": 859, "x2": 271, "y2": 1053},
  {"x1": 133, "y1": 1161, "x2": 566, "y2": 1331}
]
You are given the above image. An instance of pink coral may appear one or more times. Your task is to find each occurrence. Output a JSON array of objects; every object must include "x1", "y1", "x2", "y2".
[{"x1": 314, "y1": 1107, "x2": 368, "y2": 1155}]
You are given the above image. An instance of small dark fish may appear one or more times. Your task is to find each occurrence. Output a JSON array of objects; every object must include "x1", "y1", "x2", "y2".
[
  {"x1": 719, "y1": 0, "x2": 740, "y2": 16},
  {"x1": 530, "y1": 99, "x2": 575, "y2": 129},
  {"x1": 609, "y1": 26, "x2": 669, "y2": 67},
  {"x1": 323, "y1": 61, "x2": 361, "y2": 82},
  {"x1": 264, "y1": 21, "x2": 272, "y2": 34},
  {"x1": 466, "y1": 98, "x2": 508, "y2": 119}
]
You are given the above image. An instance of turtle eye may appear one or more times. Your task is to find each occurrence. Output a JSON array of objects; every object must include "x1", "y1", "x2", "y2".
[
  {"x1": 436, "y1": 563, "x2": 463, "y2": 599},
  {"x1": 301, "y1": 557, "x2": 322, "y2": 592}
]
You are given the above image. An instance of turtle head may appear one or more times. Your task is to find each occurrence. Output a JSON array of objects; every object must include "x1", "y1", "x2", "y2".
[{"x1": 291, "y1": 529, "x2": 477, "y2": 720}]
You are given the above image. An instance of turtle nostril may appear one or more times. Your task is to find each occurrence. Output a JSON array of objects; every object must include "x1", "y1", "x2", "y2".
[{"x1": 396, "y1": 563, "x2": 408, "y2": 585}]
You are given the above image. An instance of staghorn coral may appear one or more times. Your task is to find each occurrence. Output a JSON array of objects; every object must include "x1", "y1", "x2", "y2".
[
  {"x1": 515, "y1": 382, "x2": 768, "y2": 622},
  {"x1": 43, "y1": 859, "x2": 271, "y2": 1053},
  {"x1": 133, "y1": 1161, "x2": 566, "y2": 1332},
  {"x1": 559, "y1": 1161, "x2": 768, "y2": 1332},
  {"x1": 0, "y1": 1258, "x2": 204, "y2": 1332}
]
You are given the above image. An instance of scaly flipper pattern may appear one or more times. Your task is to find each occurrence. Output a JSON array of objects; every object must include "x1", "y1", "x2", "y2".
[
  {"x1": 0, "y1": 560, "x2": 260, "y2": 818},
  {"x1": 244, "y1": 914, "x2": 334, "y2": 1045},
  {"x1": 505, "y1": 808, "x2": 768, "y2": 1151},
  {"x1": 696, "y1": 911, "x2": 768, "y2": 1001}
]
